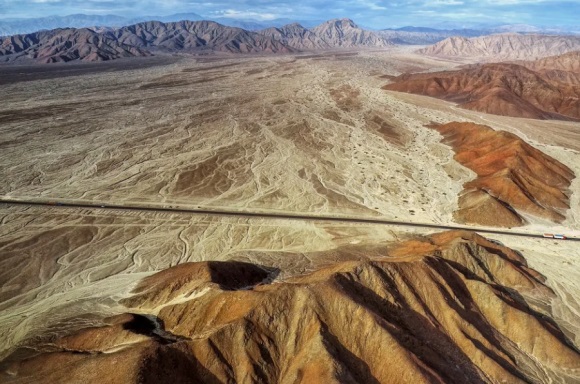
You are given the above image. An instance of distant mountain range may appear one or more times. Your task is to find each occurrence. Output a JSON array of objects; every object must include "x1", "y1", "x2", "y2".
[
  {"x1": 0, "y1": 20, "x2": 296, "y2": 63},
  {"x1": 0, "y1": 13, "x2": 324, "y2": 36},
  {"x1": 418, "y1": 33, "x2": 580, "y2": 60},
  {"x1": 2, "y1": 18, "x2": 580, "y2": 65},
  {"x1": 0, "y1": 19, "x2": 395, "y2": 63},
  {"x1": 1, "y1": 13, "x2": 578, "y2": 39},
  {"x1": 378, "y1": 28, "x2": 483, "y2": 45}
]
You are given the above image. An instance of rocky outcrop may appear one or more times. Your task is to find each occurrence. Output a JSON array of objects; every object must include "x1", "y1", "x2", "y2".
[
  {"x1": 417, "y1": 34, "x2": 580, "y2": 60},
  {"x1": 427, "y1": 122, "x2": 575, "y2": 226},
  {"x1": 383, "y1": 63, "x2": 580, "y2": 120},
  {"x1": 3, "y1": 232, "x2": 579, "y2": 383}
]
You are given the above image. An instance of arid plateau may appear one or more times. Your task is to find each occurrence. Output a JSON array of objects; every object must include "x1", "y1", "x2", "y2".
[{"x1": 1, "y1": 41, "x2": 580, "y2": 383}]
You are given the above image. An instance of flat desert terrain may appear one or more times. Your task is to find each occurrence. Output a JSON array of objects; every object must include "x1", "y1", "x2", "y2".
[{"x1": 1, "y1": 48, "x2": 579, "y2": 381}]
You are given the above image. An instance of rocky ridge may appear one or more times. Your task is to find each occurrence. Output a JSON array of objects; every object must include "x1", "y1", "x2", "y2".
[
  {"x1": 258, "y1": 23, "x2": 330, "y2": 50},
  {"x1": 427, "y1": 122, "x2": 575, "y2": 227},
  {"x1": 0, "y1": 18, "x2": 394, "y2": 63},
  {"x1": 310, "y1": 19, "x2": 392, "y2": 48},
  {"x1": 517, "y1": 50, "x2": 580, "y2": 85},
  {"x1": 0, "y1": 28, "x2": 150, "y2": 63},
  {"x1": 417, "y1": 33, "x2": 580, "y2": 60},
  {"x1": 383, "y1": 63, "x2": 580, "y2": 120},
  {"x1": 2, "y1": 231, "x2": 579, "y2": 383}
]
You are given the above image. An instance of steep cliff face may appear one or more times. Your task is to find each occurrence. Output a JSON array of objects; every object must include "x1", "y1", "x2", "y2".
[
  {"x1": 427, "y1": 122, "x2": 574, "y2": 227},
  {"x1": 3, "y1": 232, "x2": 579, "y2": 383}
]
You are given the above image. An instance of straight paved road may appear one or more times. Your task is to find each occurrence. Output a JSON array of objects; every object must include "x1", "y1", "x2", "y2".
[{"x1": 1, "y1": 197, "x2": 577, "y2": 241}]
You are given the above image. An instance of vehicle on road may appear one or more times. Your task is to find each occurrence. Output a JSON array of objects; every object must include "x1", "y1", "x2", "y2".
[{"x1": 544, "y1": 233, "x2": 567, "y2": 240}]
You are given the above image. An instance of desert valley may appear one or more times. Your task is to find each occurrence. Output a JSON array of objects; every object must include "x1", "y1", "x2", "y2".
[{"x1": 1, "y1": 14, "x2": 580, "y2": 384}]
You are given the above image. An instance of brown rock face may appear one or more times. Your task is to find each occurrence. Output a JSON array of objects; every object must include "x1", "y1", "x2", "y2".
[
  {"x1": 384, "y1": 63, "x2": 580, "y2": 120},
  {"x1": 517, "y1": 50, "x2": 580, "y2": 86},
  {"x1": 455, "y1": 190, "x2": 524, "y2": 228},
  {"x1": 3, "y1": 232, "x2": 580, "y2": 383},
  {"x1": 427, "y1": 122, "x2": 574, "y2": 226}
]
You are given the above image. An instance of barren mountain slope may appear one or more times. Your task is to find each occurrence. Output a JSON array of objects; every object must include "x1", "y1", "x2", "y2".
[
  {"x1": 114, "y1": 20, "x2": 297, "y2": 54},
  {"x1": 428, "y1": 122, "x2": 574, "y2": 226},
  {"x1": 518, "y1": 51, "x2": 580, "y2": 85},
  {"x1": 258, "y1": 23, "x2": 330, "y2": 50},
  {"x1": 311, "y1": 18, "x2": 393, "y2": 48},
  {"x1": 384, "y1": 63, "x2": 580, "y2": 120},
  {"x1": 0, "y1": 18, "x2": 398, "y2": 63},
  {"x1": 0, "y1": 28, "x2": 150, "y2": 63},
  {"x1": 417, "y1": 33, "x2": 580, "y2": 60},
  {"x1": 3, "y1": 232, "x2": 579, "y2": 383},
  {"x1": 523, "y1": 50, "x2": 580, "y2": 72},
  {"x1": 0, "y1": 20, "x2": 296, "y2": 63}
]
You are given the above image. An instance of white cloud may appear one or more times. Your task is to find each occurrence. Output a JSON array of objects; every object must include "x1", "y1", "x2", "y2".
[
  {"x1": 428, "y1": 0, "x2": 464, "y2": 5},
  {"x1": 357, "y1": 0, "x2": 387, "y2": 11},
  {"x1": 211, "y1": 9, "x2": 279, "y2": 20}
]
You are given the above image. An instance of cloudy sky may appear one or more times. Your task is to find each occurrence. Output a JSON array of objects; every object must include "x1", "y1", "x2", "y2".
[{"x1": 1, "y1": 0, "x2": 579, "y2": 28}]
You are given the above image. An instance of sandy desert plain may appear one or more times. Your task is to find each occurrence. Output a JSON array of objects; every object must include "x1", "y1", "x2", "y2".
[{"x1": 1, "y1": 47, "x2": 580, "y2": 382}]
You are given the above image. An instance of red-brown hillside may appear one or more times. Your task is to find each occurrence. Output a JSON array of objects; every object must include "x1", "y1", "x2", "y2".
[
  {"x1": 3, "y1": 232, "x2": 580, "y2": 383},
  {"x1": 384, "y1": 63, "x2": 580, "y2": 120},
  {"x1": 518, "y1": 50, "x2": 580, "y2": 86},
  {"x1": 428, "y1": 122, "x2": 574, "y2": 226}
]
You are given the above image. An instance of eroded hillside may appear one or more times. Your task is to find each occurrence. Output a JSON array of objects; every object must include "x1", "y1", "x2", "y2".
[
  {"x1": 2, "y1": 231, "x2": 579, "y2": 383},
  {"x1": 384, "y1": 63, "x2": 580, "y2": 120},
  {"x1": 417, "y1": 34, "x2": 580, "y2": 61},
  {"x1": 427, "y1": 122, "x2": 575, "y2": 227}
]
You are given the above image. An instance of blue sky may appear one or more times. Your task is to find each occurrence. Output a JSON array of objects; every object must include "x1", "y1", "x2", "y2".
[{"x1": 1, "y1": 0, "x2": 579, "y2": 28}]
